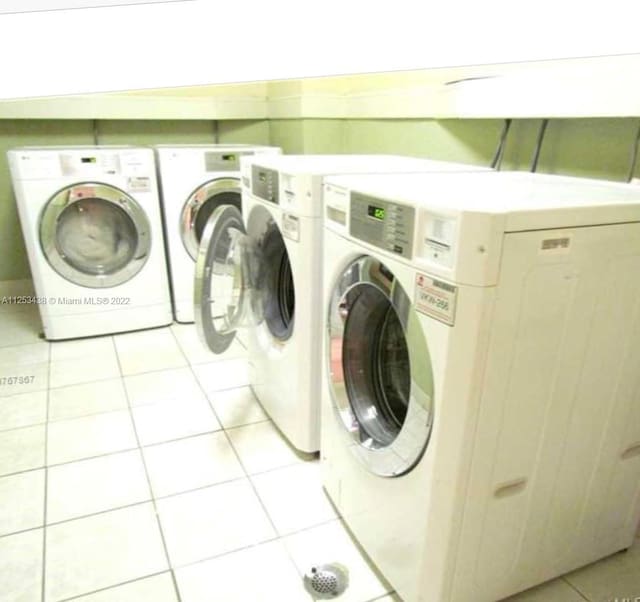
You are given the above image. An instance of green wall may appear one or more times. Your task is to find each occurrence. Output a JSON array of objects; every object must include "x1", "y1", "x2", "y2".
[
  {"x1": 268, "y1": 120, "x2": 345, "y2": 154},
  {"x1": 2, "y1": 116, "x2": 639, "y2": 283},
  {"x1": 269, "y1": 117, "x2": 640, "y2": 180},
  {"x1": 0, "y1": 119, "x2": 270, "y2": 282}
]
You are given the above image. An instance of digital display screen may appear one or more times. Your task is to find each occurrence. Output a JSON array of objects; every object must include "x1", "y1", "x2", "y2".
[
  {"x1": 367, "y1": 205, "x2": 385, "y2": 221},
  {"x1": 222, "y1": 154, "x2": 236, "y2": 161},
  {"x1": 259, "y1": 172, "x2": 267, "y2": 182},
  {"x1": 81, "y1": 157, "x2": 97, "y2": 164}
]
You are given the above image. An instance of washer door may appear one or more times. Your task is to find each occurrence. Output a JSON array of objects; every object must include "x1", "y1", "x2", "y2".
[
  {"x1": 39, "y1": 182, "x2": 151, "y2": 288},
  {"x1": 194, "y1": 204, "x2": 259, "y2": 354},
  {"x1": 248, "y1": 204, "x2": 295, "y2": 344},
  {"x1": 181, "y1": 177, "x2": 241, "y2": 260},
  {"x1": 327, "y1": 256, "x2": 435, "y2": 477}
]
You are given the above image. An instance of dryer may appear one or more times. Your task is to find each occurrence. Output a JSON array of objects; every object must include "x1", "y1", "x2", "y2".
[
  {"x1": 154, "y1": 144, "x2": 281, "y2": 323},
  {"x1": 193, "y1": 154, "x2": 486, "y2": 454},
  {"x1": 321, "y1": 171, "x2": 640, "y2": 601},
  {"x1": 8, "y1": 146, "x2": 172, "y2": 340}
]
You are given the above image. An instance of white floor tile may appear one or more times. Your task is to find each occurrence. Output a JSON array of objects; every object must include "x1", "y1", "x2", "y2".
[
  {"x1": 156, "y1": 479, "x2": 276, "y2": 567},
  {"x1": 49, "y1": 337, "x2": 114, "y2": 362},
  {"x1": 47, "y1": 410, "x2": 137, "y2": 465},
  {"x1": 192, "y1": 359, "x2": 251, "y2": 393},
  {"x1": 563, "y1": 537, "x2": 640, "y2": 601},
  {"x1": 143, "y1": 432, "x2": 244, "y2": 498},
  {"x1": 47, "y1": 450, "x2": 150, "y2": 523},
  {"x1": 0, "y1": 342, "x2": 49, "y2": 368},
  {"x1": 501, "y1": 578, "x2": 586, "y2": 601},
  {"x1": 72, "y1": 573, "x2": 178, "y2": 602},
  {"x1": 114, "y1": 329, "x2": 187, "y2": 376},
  {"x1": 227, "y1": 421, "x2": 303, "y2": 475},
  {"x1": 0, "y1": 469, "x2": 45, "y2": 536},
  {"x1": 0, "y1": 528, "x2": 43, "y2": 602},
  {"x1": 176, "y1": 539, "x2": 309, "y2": 602},
  {"x1": 0, "y1": 306, "x2": 43, "y2": 347},
  {"x1": 124, "y1": 367, "x2": 204, "y2": 408},
  {"x1": 171, "y1": 323, "x2": 247, "y2": 365},
  {"x1": 45, "y1": 503, "x2": 169, "y2": 602},
  {"x1": 283, "y1": 520, "x2": 392, "y2": 602},
  {"x1": 252, "y1": 462, "x2": 338, "y2": 536},
  {"x1": 0, "y1": 391, "x2": 47, "y2": 431},
  {"x1": 0, "y1": 424, "x2": 46, "y2": 476},
  {"x1": 48, "y1": 378, "x2": 128, "y2": 422},
  {"x1": 207, "y1": 386, "x2": 268, "y2": 429},
  {"x1": 0, "y1": 362, "x2": 49, "y2": 398},
  {"x1": 132, "y1": 397, "x2": 220, "y2": 446},
  {"x1": 49, "y1": 352, "x2": 120, "y2": 389}
]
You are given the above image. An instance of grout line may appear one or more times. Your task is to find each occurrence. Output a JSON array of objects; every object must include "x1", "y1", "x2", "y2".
[
  {"x1": 42, "y1": 444, "x2": 140, "y2": 471},
  {"x1": 43, "y1": 498, "x2": 152, "y2": 530},
  {"x1": 561, "y1": 577, "x2": 591, "y2": 601},
  {"x1": 111, "y1": 336, "x2": 184, "y2": 602},
  {"x1": 41, "y1": 342, "x2": 52, "y2": 602},
  {"x1": 58, "y1": 570, "x2": 170, "y2": 601},
  {"x1": 0, "y1": 523, "x2": 46, "y2": 541},
  {"x1": 365, "y1": 593, "x2": 399, "y2": 602},
  {"x1": 0, "y1": 464, "x2": 48, "y2": 480}
]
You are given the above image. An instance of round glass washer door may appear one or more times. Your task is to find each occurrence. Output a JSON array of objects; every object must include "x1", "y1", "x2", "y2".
[
  {"x1": 181, "y1": 177, "x2": 241, "y2": 260},
  {"x1": 248, "y1": 204, "x2": 295, "y2": 344},
  {"x1": 327, "y1": 255, "x2": 435, "y2": 477},
  {"x1": 39, "y1": 182, "x2": 151, "y2": 289}
]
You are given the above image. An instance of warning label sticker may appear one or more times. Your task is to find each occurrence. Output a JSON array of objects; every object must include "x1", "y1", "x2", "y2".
[
  {"x1": 127, "y1": 177, "x2": 151, "y2": 193},
  {"x1": 415, "y1": 273, "x2": 457, "y2": 326},
  {"x1": 282, "y1": 213, "x2": 300, "y2": 242}
]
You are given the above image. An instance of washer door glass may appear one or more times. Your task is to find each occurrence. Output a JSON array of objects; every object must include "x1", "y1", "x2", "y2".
[
  {"x1": 181, "y1": 177, "x2": 241, "y2": 260},
  {"x1": 194, "y1": 204, "x2": 261, "y2": 354},
  {"x1": 249, "y1": 205, "x2": 295, "y2": 343},
  {"x1": 327, "y1": 256, "x2": 435, "y2": 477},
  {"x1": 40, "y1": 183, "x2": 151, "y2": 288}
]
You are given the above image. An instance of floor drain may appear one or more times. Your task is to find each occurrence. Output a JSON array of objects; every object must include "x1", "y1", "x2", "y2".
[{"x1": 303, "y1": 563, "x2": 349, "y2": 599}]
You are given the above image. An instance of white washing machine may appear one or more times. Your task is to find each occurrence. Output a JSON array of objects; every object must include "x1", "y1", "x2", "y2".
[
  {"x1": 321, "y1": 170, "x2": 640, "y2": 601},
  {"x1": 193, "y1": 154, "x2": 487, "y2": 453},
  {"x1": 154, "y1": 144, "x2": 281, "y2": 323},
  {"x1": 8, "y1": 146, "x2": 173, "y2": 340}
]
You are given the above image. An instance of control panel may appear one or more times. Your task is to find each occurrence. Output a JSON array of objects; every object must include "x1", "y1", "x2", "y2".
[
  {"x1": 251, "y1": 165, "x2": 279, "y2": 204},
  {"x1": 350, "y1": 192, "x2": 415, "y2": 259},
  {"x1": 60, "y1": 153, "x2": 121, "y2": 177},
  {"x1": 205, "y1": 151, "x2": 252, "y2": 172}
]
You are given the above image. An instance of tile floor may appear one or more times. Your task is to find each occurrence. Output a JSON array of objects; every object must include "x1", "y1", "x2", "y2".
[{"x1": 0, "y1": 304, "x2": 639, "y2": 602}]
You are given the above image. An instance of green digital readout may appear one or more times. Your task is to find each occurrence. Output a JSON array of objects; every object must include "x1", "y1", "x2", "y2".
[
  {"x1": 367, "y1": 205, "x2": 385, "y2": 221},
  {"x1": 222, "y1": 154, "x2": 236, "y2": 161}
]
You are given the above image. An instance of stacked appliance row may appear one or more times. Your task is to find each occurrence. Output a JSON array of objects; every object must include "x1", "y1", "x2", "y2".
[
  {"x1": 193, "y1": 159, "x2": 640, "y2": 600},
  {"x1": 8, "y1": 145, "x2": 640, "y2": 601},
  {"x1": 7, "y1": 144, "x2": 280, "y2": 339}
]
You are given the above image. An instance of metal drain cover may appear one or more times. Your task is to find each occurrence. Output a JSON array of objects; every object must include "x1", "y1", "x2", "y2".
[{"x1": 303, "y1": 563, "x2": 349, "y2": 599}]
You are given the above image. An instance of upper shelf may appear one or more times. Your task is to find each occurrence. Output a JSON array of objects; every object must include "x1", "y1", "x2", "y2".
[{"x1": 1, "y1": 54, "x2": 639, "y2": 120}]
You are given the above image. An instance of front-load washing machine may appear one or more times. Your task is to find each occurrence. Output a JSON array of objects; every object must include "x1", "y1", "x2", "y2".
[
  {"x1": 321, "y1": 170, "x2": 640, "y2": 601},
  {"x1": 8, "y1": 146, "x2": 173, "y2": 340},
  {"x1": 155, "y1": 144, "x2": 281, "y2": 323},
  {"x1": 194, "y1": 154, "x2": 487, "y2": 453}
]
